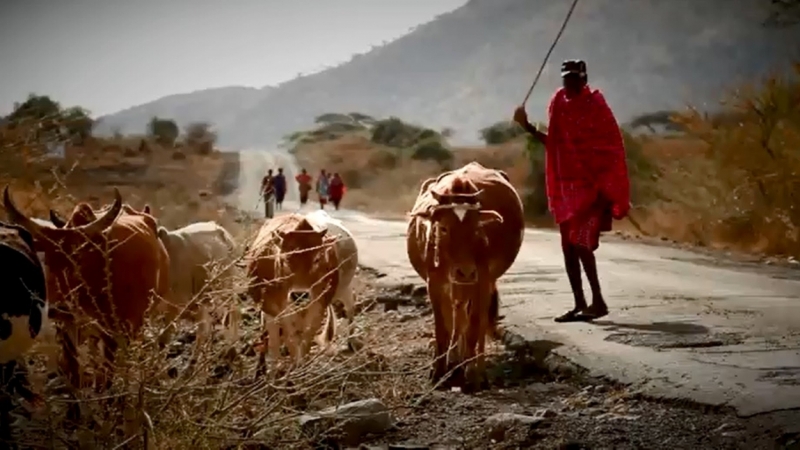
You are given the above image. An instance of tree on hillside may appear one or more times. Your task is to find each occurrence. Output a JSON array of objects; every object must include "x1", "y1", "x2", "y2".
[
  {"x1": 480, "y1": 121, "x2": 526, "y2": 145},
  {"x1": 183, "y1": 121, "x2": 217, "y2": 154},
  {"x1": 629, "y1": 110, "x2": 684, "y2": 133},
  {"x1": 348, "y1": 112, "x2": 376, "y2": 125},
  {"x1": 6, "y1": 94, "x2": 61, "y2": 122},
  {"x1": 61, "y1": 106, "x2": 94, "y2": 142},
  {"x1": 3, "y1": 94, "x2": 94, "y2": 145},
  {"x1": 766, "y1": 0, "x2": 800, "y2": 26},
  {"x1": 371, "y1": 117, "x2": 440, "y2": 148},
  {"x1": 148, "y1": 116, "x2": 179, "y2": 146},
  {"x1": 411, "y1": 140, "x2": 453, "y2": 165},
  {"x1": 314, "y1": 113, "x2": 354, "y2": 124}
]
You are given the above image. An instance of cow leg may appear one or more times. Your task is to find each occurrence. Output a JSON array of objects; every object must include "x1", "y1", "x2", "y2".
[
  {"x1": 427, "y1": 282, "x2": 451, "y2": 387},
  {"x1": 338, "y1": 288, "x2": 356, "y2": 342},
  {"x1": 1, "y1": 361, "x2": 17, "y2": 447},
  {"x1": 464, "y1": 301, "x2": 487, "y2": 393},
  {"x1": 223, "y1": 297, "x2": 242, "y2": 345},
  {"x1": 56, "y1": 323, "x2": 82, "y2": 423},
  {"x1": 195, "y1": 305, "x2": 212, "y2": 348},
  {"x1": 303, "y1": 288, "x2": 334, "y2": 360}
]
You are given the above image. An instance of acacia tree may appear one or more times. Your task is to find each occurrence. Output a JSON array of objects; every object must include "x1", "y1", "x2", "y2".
[
  {"x1": 147, "y1": 116, "x2": 179, "y2": 146},
  {"x1": 765, "y1": 0, "x2": 800, "y2": 26}
]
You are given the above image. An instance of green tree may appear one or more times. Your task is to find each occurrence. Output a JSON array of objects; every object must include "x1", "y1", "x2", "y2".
[
  {"x1": 766, "y1": 0, "x2": 800, "y2": 26},
  {"x1": 61, "y1": 106, "x2": 94, "y2": 142},
  {"x1": 411, "y1": 139, "x2": 453, "y2": 165},
  {"x1": 148, "y1": 116, "x2": 179, "y2": 146},
  {"x1": 480, "y1": 120, "x2": 526, "y2": 145},
  {"x1": 183, "y1": 121, "x2": 217, "y2": 154}
]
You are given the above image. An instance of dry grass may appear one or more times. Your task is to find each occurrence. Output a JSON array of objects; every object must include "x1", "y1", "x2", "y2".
[
  {"x1": 11, "y1": 257, "x2": 444, "y2": 449},
  {"x1": 0, "y1": 132, "x2": 443, "y2": 448}
]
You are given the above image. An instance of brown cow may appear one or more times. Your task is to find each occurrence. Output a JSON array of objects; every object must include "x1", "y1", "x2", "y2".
[
  {"x1": 406, "y1": 162, "x2": 524, "y2": 391},
  {"x1": 3, "y1": 186, "x2": 170, "y2": 392},
  {"x1": 245, "y1": 213, "x2": 339, "y2": 372}
]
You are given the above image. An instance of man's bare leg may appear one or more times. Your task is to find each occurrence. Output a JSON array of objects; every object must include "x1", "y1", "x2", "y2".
[
  {"x1": 576, "y1": 248, "x2": 608, "y2": 319},
  {"x1": 555, "y1": 239, "x2": 589, "y2": 322}
]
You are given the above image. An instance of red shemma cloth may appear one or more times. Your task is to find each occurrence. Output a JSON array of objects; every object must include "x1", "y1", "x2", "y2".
[{"x1": 545, "y1": 85, "x2": 630, "y2": 249}]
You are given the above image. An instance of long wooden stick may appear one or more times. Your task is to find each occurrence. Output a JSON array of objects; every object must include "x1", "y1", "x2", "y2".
[{"x1": 521, "y1": 0, "x2": 580, "y2": 106}]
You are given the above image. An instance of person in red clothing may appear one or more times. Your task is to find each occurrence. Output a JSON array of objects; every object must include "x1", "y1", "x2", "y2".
[
  {"x1": 295, "y1": 168, "x2": 312, "y2": 206},
  {"x1": 329, "y1": 172, "x2": 346, "y2": 210},
  {"x1": 513, "y1": 59, "x2": 630, "y2": 323}
]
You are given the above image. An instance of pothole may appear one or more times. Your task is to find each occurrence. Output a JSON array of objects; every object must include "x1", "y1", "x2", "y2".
[{"x1": 605, "y1": 331, "x2": 744, "y2": 350}]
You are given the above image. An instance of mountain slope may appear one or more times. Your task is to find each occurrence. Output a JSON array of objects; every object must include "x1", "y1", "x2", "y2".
[
  {"x1": 96, "y1": 86, "x2": 272, "y2": 137},
  {"x1": 97, "y1": 0, "x2": 799, "y2": 146}
]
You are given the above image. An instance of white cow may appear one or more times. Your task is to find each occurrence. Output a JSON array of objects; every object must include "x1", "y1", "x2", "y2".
[
  {"x1": 156, "y1": 221, "x2": 240, "y2": 344},
  {"x1": 303, "y1": 210, "x2": 358, "y2": 340}
]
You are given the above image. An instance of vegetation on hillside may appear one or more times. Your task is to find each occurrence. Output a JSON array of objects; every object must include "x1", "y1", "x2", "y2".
[
  {"x1": 0, "y1": 94, "x2": 230, "y2": 226},
  {"x1": 290, "y1": 62, "x2": 800, "y2": 257}
]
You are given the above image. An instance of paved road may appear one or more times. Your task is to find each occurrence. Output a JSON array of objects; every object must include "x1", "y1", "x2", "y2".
[{"x1": 231, "y1": 150, "x2": 800, "y2": 419}]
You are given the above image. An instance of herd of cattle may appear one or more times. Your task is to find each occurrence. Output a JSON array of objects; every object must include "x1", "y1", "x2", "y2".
[{"x1": 0, "y1": 161, "x2": 524, "y2": 425}]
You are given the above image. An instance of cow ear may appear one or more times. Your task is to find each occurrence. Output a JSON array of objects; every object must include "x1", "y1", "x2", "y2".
[
  {"x1": 478, "y1": 210, "x2": 503, "y2": 225},
  {"x1": 157, "y1": 226, "x2": 169, "y2": 242},
  {"x1": 143, "y1": 204, "x2": 151, "y2": 214},
  {"x1": 316, "y1": 228, "x2": 328, "y2": 238},
  {"x1": 49, "y1": 210, "x2": 67, "y2": 228}
]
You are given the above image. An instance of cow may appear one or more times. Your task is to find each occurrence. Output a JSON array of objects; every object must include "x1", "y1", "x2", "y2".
[
  {"x1": 245, "y1": 213, "x2": 340, "y2": 372},
  {"x1": 406, "y1": 161, "x2": 524, "y2": 391},
  {"x1": 156, "y1": 221, "x2": 240, "y2": 345},
  {"x1": 304, "y1": 210, "x2": 358, "y2": 341},
  {"x1": 3, "y1": 186, "x2": 170, "y2": 396},
  {"x1": 0, "y1": 222, "x2": 47, "y2": 443}
]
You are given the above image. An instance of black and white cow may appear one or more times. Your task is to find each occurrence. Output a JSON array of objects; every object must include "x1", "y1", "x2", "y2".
[{"x1": 0, "y1": 221, "x2": 47, "y2": 443}]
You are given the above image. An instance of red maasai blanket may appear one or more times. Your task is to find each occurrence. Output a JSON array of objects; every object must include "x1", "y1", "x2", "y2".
[{"x1": 545, "y1": 85, "x2": 630, "y2": 249}]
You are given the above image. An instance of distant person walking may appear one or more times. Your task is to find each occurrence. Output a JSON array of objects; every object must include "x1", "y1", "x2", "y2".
[
  {"x1": 273, "y1": 168, "x2": 287, "y2": 211},
  {"x1": 316, "y1": 169, "x2": 330, "y2": 210},
  {"x1": 329, "y1": 172, "x2": 346, "y2": 210},
  {"x1": 513, "y1": 59, "x2": 630, "y2": 323},
  {"x1": 261, "y1": 169, "x2": 275, "y2": 218},
  {"x1": 295, "y1": 168, "x2": 312, "y2": 206}
]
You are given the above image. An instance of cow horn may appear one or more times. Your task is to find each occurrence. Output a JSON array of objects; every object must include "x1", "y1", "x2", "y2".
[
  {"x1": 3, "y1": 185, "x2": 46, "y2": 238},
  {"x1": 78, "y1": 188, "x2": 122, "y2": 235},
  {"x1": 49, "y1": 209, "x2": 67, "y2": 228}
]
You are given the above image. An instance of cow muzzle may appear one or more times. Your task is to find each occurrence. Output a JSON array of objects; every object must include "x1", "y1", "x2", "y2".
[
  {"x1": 450, "y1": 265, "x2": 478, "y2": 285},
  {"x1": 289, "y1": 291, "x2": 311, "y2": 305}
]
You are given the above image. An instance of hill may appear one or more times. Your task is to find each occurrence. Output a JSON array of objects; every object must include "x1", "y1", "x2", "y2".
[{"x1": 96, "y1": 0, "x2": 799, "y2": 146}]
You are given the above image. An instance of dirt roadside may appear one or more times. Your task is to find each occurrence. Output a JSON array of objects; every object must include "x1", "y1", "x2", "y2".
[{"x1": 319, "y1": 268, "x2": 799, "y2": 450}]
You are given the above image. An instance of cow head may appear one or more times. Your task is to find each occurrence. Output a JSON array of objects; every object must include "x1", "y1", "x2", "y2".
[
  {"x1": 3, "y1": 186, "x2": 123, "y2": 310},
  {"x1": 274, "y1": 220, "x2": 329, "y2": 277},
  {"x1": 49, "y1": 203, "x2": 97, "y2": 229},
  {"x1": 411, "y1": 186, "x2": 503, "y2": 285},
  {"x1": 50, "y1": 203, "x2": 151, "y2": 229}
]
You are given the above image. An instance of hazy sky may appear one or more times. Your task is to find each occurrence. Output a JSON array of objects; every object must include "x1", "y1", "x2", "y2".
[{"x1": 0, "y1": 0, "x2": 467, "y2": 117}]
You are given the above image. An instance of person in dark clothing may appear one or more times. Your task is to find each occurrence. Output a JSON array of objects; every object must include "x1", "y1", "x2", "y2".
[
  {"x1": 273, "y1": 168, "x2": 287, "y2": 210},
  {"x1": 261, "y1": 169, "x2": 275, "y2": 218}
]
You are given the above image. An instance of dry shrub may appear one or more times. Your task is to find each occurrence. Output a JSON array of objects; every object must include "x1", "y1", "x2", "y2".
[{"x1": 646, "y1": 63, "x2": 800, "y2": 255}]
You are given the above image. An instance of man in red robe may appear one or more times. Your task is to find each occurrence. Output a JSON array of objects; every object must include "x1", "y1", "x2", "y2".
[{"x1": 514, "y1": 59, "x2": 630, "y2": 322}]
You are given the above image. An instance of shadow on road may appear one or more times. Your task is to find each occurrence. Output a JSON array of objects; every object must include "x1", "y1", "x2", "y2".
[{"x1": 590, "y1": 320, "x2": 709, "y2": 335}]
